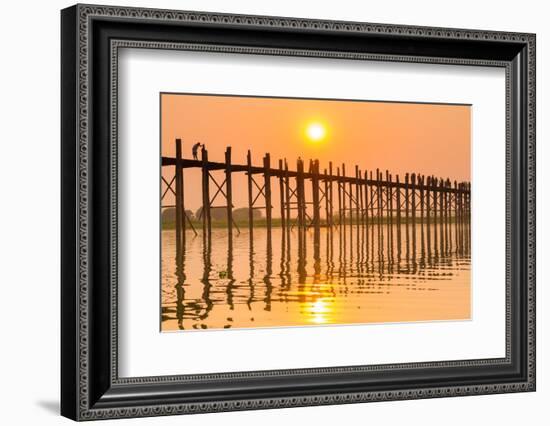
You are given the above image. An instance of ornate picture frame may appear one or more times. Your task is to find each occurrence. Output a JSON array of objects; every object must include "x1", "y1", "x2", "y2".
[{"x1": 61, "y1": 4, "x2": 535, "y2": 420}]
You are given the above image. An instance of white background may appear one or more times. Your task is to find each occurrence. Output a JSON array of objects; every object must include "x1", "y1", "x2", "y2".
[
  {"x1": 0, "y1": 0, "x2": 547, "y2": 425},
  {"x1": 119, "y1": 49, "x2": 505, "y2": 377}
]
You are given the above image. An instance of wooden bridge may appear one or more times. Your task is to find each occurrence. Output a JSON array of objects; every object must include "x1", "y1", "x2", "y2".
[{"x1": 161, "y1": 139, "x2": 471, "y2": 258}]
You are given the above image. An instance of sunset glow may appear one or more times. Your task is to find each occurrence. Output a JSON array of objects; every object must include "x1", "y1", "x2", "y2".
[
  {"x1": 160, "y1": 93, "x2": 471, "y2": 332},
  {"x1": 306, "y1": 122, "x2": 326, "y2": 142}
]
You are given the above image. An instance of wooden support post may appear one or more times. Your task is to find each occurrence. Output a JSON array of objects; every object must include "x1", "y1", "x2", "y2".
[
  {"x1": 324, "y1": 168, "x2": 329, "y2": 228},
  {"x1": 454, "y1": 180, "x2": 458, "y2": 251},
  {"x1": 467, "y1": 183, "x2": 471, "y2": 223},
  {"x1": 445, "y1": 179, "x2": 450, "y2": 252},
  {"x1": 457, "y1": 183, "x2": 461, "y2": 251},
  {"x1": 411, "y1": 173, "x2": 417, "y2": 249},
  {"x1": 411, "y1": 173, "x2": 416, "y2": 225},
  {"x1": 355, "y1": 165, "x2": 361, "y2": 233},
  {"x1": 418, "y1": 175, "x2": 425, "y2": 261},
  {"x1": 201, "y1": 147, "x2": 211, "y2": 238},
  {"x1": 263, "y1": 154, "x2": 272, "y2": 246},
  {"x1": 467, "y1": 182, "x2": 471, "y2": 244},
  {"x1": 439, "y1": 179, "x2": 445, "y2": 227},
  {"x1": 279, "y1": 159, "x2": 286, "y2": 231},
  {"x1": 175, "y1": 138, "x2": 184, "y2": 257},
  {"x1": 396, "y1": 174, "x2": 401, "y2": 229},
  {"x1": 349, "y1": 178, "x2": 354, "y2": 253},
  {"x1": 225, "y1": 147, "x2": 233, "y2": 243},
  {"x1": 426, "y1": 176, "x2": 431, "y2": 254},
  {"x1": 433, "y1": 176, "x2": 438, "y2": 253},
  {"x1": 297, "y1": 158, "x2": 305, "y2": 230},
  {"x1": 405, "y1": 173, "x2": 410, "y2": 225},
  {"x1": 463, "y1": 182, "x2": 468, "y2": 247},
  {"x1": 388, "y1": 172, "x2": 393, "y2": 245},
  {"x1": 385, "y1": 170, "x2": 391, "y2": 255},
  {"x1": 426, "y1": 176, "x2": 431, "y2": 227},
  {"x1": 370, "y1": 171, "x2": 375, "y2": 224},
  {"x1": 284, "y1": 160, "x2": 291, "y2": 232},
  {"x1": 359, "y1": 168, "x2": 365, "y2": 229},
  {"x1": 439, "y1": 179, "x2": 445, "y2": 253},
  {"x1": 369, "y1": 170, "x2": 375, "y2": 257},
  {"x1": 343, "y1": 164, "x2": 353, "y2": 251},
  {"x1": 420, "y1": 175, "x2": 425, "y2": 225},
  {"x1": 328, "y1": 162, "x2": 334, "y2": 228},
  {"x1": 337, "y1": 167, "x2": 342, "y2": 229},
  {"x1": 364, "y1": 171, "x2": 369, "y2": 251},
  {"x1": 363, "y1": 170, "x2": 369, "y2": 231},
  {"x1": 312, "y1": 160, "x2": 321, "y2": 258},
  {"x1": 377, "y1": 169, "x2": 382, "y2": 228},
  {"x1": 342, "y1": 164, "x2": 348, "y2": 237},
  {"x1": 247, "y1": 150, "x2": 254, "y2": 239}
]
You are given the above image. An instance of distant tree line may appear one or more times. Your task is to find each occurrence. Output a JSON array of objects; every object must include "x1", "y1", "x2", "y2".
[{"x1": 162, "y1": 207, "x2": 263, "y2": 224}]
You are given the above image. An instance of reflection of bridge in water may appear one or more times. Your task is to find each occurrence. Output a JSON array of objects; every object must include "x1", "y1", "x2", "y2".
[{"x1": 161, "y1": 139, "x2": 471, "y2": 330}]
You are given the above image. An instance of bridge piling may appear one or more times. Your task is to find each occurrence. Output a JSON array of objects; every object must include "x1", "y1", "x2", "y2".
[
  {"x1": 225, "y1": 147, "x2": 233, "y2": 245},
  {"x1": 162, "y1": 140, "x2": 472, "y2": 258}
]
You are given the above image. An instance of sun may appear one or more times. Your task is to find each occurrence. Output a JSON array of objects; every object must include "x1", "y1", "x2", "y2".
[{"x1": 306, "y1": 122, "x2": 326, "y2": 142}]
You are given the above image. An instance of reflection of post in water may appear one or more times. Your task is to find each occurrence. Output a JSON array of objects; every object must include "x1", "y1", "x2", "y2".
[
  {"x1": 196, "y1": 234, "x2": 213, "y2": 326},
  {"x1": 326, "y1": 223, "x2": 335, "y2": 280},
  {"x1": 247, "y1": 232, "x2": 255, "y2": 309},
  {"x1": 411, "y1": 211, "x2": 417, "y2": 274},
  {"x1": 263, "y1": 231, "x2": 273, "y2": 313},
  {"x1": 225, "y1": 240, "x2": 236, "y2": 313},
  {"x1": 174, "y1": 238, "x2": 186, "y2": 330}
]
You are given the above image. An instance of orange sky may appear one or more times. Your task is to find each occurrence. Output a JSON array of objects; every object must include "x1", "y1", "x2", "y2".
[{"x1": 161, "y1": 93, "x2": 470, "y2": 214}]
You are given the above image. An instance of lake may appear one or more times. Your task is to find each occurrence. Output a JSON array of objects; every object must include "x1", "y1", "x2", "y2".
[{"x1": 161, "y1": 222, "x2": 470, "y2": 331}]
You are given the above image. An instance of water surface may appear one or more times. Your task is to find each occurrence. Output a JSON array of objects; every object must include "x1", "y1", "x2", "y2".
[{"x1": 161, "y1": 222, "x2": 470, "y2": 331}]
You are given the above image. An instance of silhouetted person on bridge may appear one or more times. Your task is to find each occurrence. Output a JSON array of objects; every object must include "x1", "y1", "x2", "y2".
[{"x1": 192, "y1": 142, "x2": 202, "y2": 160}]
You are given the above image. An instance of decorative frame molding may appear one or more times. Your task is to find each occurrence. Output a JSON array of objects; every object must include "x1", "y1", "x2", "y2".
[{"x1": 61, "y1": 4, "x2": 535, "y2": 421}]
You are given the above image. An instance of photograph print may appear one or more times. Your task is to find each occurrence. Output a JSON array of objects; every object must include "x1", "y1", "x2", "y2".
[{"x1": 160, "y1": 93, "x2": 471, "y2": 332}]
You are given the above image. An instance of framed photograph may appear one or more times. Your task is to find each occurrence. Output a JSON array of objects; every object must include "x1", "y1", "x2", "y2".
[{"x1": 61, "y1": 4, "x2": 536, "y2": 421}]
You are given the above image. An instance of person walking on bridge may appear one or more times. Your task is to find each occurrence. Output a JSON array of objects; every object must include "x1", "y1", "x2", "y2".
[{"x1": 192, "y1": 142, "x2": 202, "y2": 160}]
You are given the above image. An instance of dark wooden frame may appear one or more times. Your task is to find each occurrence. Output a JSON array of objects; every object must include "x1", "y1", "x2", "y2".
[{"x1": 61, "y1": 4, "x2": 536, "y2": 421}]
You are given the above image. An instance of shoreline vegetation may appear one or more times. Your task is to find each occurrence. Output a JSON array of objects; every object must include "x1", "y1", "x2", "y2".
[
  {"x1": 161, "y1": 216, "x2": 467, "y2": 230},
  {"x1": 160, "y1": 205, "x2": 468, "y2": 230}
]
